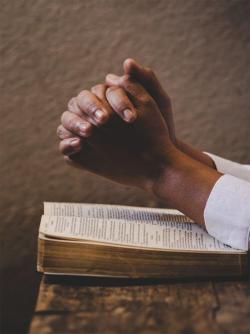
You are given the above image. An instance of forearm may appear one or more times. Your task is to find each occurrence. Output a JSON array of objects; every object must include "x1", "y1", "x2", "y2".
[
  {"x1": 152, "y1": 150, "x2": 222, "y2": 227},
  {"x1": 176, "y1": 139, "x2": 216, "y2": 170}
]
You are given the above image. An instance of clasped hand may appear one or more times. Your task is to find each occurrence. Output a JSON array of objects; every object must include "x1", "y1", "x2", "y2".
[
  {"x1": 57, "y1": 58, "x2": 222, "y2": 227},
  {"x1": 57, "y1": 59, "x2": 177, "y2": 192}
]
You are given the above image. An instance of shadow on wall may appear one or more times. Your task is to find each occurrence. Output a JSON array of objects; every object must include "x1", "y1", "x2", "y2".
[{"x1": 1, "y1": 0, "x2": 250, "y2": 333}]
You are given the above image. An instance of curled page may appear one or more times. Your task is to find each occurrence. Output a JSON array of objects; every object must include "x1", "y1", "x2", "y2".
[
  {"x1": 40, "y1": 215, "x2": 242, "y2": 253},
  {"x1": 44, "y1": 202, "x2": 189, "y2": 222}
]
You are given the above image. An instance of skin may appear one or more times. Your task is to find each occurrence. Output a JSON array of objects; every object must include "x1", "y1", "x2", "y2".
[
  {"x1": 122, "y1": 58, "x2": 217, "y2": 169},
  {"x1": 60, "y1": 77, "x2": 173, "y2": 190},
  {"x1": 57, "y1": 59, "x2": 222, "y2": 227}
]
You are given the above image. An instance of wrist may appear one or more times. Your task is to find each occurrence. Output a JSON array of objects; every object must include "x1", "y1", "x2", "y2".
[
  {"x1": 150, "y1": 150, "x2": 222, "y2": 224},
  {"x1": 175, "y1": 138, "x2": 217, "y2": 170},
  {"x1": 150, "y1": 149, "x2": 185, "y2": 204},
  {"x1": 144, "y1": 146, "x2": 183, "y2": 198}
]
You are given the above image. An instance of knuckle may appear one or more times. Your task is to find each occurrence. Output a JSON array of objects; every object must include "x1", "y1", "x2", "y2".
[
  {"x1": 105, "y1": 74, "x2": 109, "y2": 82},
  {"x1": 145, "y1": 67, "x2": 155, "y2": 77},
  {"x1": 67, "y1": 97, "x2": 76, "y2": 110},
  {"x1": 61, "y1": 112, "x2": 77, "y2": 131},
  {"x1": 121, "y1": 75, "x2": 136, "y2": 92},
  {"x1": 106, "y1": 86, "x2": 119, "y2": 95},
  {"x1": 56, "y1": 125, "x2": 63, "y2": 137},
  {"x1": 114, "y1": 101, "x2": 126, "y2": 112},
  {"x1": 77, "y1": 90, "x2": 90, "y2": 101},
  {"x1": 106, "y1": 88, "x2": 128, "y2": 112},
  {"x1": 61, "y1": 111, "x2": 68, "y2": 123},
  {"x1": 77, "y1": 91, "x2": 99, "y2": 115},
  {"x1": 69, "y1": 119, "x2": 78, "y2": 132},
  {"x1": 85, "y1": 101, "x2": 99, "y2": 114},
  {"x1": 121, "y1": 74, "x2": 131, "y2": 87},
  {"x1": 91, "y1": 84, "x2": 105, "y2": 93},
  {"x1": 140, "y1": 94, "x2": 152, "y2": 105}
]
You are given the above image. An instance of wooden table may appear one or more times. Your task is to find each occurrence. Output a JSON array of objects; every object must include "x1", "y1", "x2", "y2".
[{"x1": 29, "y1": 275, "x2": 250, "y2": 334}]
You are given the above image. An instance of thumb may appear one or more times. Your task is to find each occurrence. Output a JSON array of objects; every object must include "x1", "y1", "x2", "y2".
[
  {"x1": 123, "y1": 58, "x2": 170, "y2": 108},
  {"x1": 123, "y1": 58, "x2": 151, "y2": 86}
]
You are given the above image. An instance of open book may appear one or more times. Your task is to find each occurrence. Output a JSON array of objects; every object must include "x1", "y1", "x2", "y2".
[{"x1": 37, "y1": 202, "x2": 248, "y2": 279}]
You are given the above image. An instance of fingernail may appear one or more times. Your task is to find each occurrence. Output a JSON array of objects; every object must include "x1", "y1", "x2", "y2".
[
  {"x1": 123, "y1": 109, "x2": 136, "y2": 122},
  {"x1": 70, "y1": 138, "x2": 80, "y2": 147},
  {"x1": 78, "y1": 122, "x2": 89, "y2": 135},
  {"x1": 94, "y1": 109, "x2": 104, "y2": 121}
]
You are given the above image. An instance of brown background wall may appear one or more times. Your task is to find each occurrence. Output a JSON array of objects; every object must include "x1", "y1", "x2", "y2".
[{"x1": 1, "y1": 0, "x2": 250, "y2": 333}]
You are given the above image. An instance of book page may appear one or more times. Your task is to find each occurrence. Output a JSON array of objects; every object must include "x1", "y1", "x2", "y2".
[
  {"x1": 40, "y1": 215, "x2": 242, "y2": 253},
  {"x1": 44, "y1": 202, "x2": 189, "y2": 222}
]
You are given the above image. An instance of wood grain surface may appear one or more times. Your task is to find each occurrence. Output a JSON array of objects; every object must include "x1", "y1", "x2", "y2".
[{"x1": 29, "y1": 276, "x2": 250, "y2": 334}]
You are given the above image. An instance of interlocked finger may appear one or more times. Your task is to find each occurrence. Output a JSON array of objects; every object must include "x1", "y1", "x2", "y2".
[
  {"x1": 105, "y1": 86, "x2": 137, "y2": 123},
  {"x1": 61, "y1": 111, "x2": 92, "y2": 138},
  {"x1": 76, "y1": 90, "x2": 110, "y2": 126},
  {"x1": 57, "y1": 124, "x2": 75, "y2": 140}
]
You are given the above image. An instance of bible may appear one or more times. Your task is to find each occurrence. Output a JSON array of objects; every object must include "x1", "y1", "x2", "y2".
[{"x1": 37, "y1": 202, "x2": 248, "y2": 279}]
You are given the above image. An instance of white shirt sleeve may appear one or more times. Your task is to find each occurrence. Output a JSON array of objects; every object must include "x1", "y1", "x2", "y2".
[
  {"x1": 203, "y1": 154, "x2": 250, "y2": 251},
  {"x1": 205, "y1": 152, "x2": 250, "y2": 182}
]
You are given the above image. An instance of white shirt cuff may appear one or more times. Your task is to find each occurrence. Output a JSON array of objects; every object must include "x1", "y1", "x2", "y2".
[
  {"x1": 205, "y1": 152, "x2": 250, "y2": 182},
  {"x1": 204, "y1": 174, "x2": 250, "y2": 251}
]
